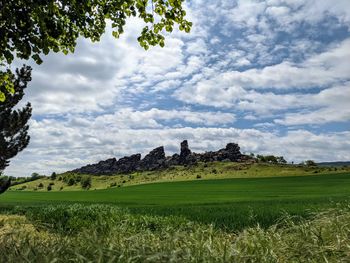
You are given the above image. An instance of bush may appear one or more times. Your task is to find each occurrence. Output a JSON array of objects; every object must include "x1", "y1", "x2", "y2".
[
  {"x1": 47, "y1": 185, "x2": 52, "y2": 191},
  {"x1": 38, "y1": 183, "x2": 44, "y2": 188},
  {"x1": 80, "y1": 175, "x2": 92, "y2": 189},
  {"x1": 110, "y1": 182, "x2": 117, "y2": 187},
  {"x1": 50, "y1": 172, "x2": 57, "y2": 180},
  {"x1": 196, "y1": 175, "x2": 202, "y2": 179},
  {"x1": 67, "y1": 177, "x2": 75, "y2": 186}
]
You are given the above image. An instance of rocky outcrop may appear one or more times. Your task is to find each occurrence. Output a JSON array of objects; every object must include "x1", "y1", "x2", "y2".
[
  {"x1": 116, "y1": 154, "x2": 141, "y2": 173},
  {"x1": 70, "y1": 140, "x2": 245, "y2": 175},
  {"x1": 138, "y1": 146, "x2": 166, "y2": 171},
  {"x1": 72, "y1": 158, "x2": 118, "y2": 175},
  {"x1": 178, "y1": 140, "x2": 196, "y2": 165},
  {"x1": 198, "y1": 143, "x2": 242, "y2": 162}
]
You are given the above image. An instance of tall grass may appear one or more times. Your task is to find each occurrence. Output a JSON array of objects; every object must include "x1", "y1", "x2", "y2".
[{"x1": 1, "y1": 203, "x2": 350, "y2": 262}]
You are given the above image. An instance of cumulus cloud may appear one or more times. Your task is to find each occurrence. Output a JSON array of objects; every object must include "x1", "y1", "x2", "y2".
[{"x1": 5, "y1": 0, "x2": 350, "y2": 177}]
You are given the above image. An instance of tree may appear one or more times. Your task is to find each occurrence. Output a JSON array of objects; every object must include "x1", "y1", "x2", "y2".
[
  {"x1": 276, "y1": 156, "x2": 287, "y2": 164},
  {"x1": 0, "y1": 65, "x2": 32, "y2": 193},
  {"x1": 0, "y1": 0, "x2": 192, "y2": 101}
]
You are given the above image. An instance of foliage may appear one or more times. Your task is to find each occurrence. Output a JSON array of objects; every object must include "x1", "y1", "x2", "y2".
[
  {"x1": 0, "y1": 65, "x2": 32, "y2": 172},
  {"x1": 0, "y1": 0, "x2": 191, "y2": 101},
  {"x1": 1, "y1": 204, "x2": 350, "y2": 262},
  {"x1": 0, "y1": 65, "x2": 32, "y2": 193}
]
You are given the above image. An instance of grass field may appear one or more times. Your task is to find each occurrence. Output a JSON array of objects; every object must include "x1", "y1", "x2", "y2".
[
  {"x1": 2, "y1": 165, "x2": 350, "y2": 261},
  {"x1": 2, "y1": 172, "x2": 350, "y2": 230}
]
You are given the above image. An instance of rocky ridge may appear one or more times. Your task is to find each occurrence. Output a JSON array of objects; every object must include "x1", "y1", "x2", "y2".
[{"x1": 70, "y1": 140, "x2": 246, "y2": 175}]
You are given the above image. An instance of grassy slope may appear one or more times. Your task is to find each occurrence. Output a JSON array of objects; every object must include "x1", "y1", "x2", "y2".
[{"x1": 9, "y1": 162, "x2": 349, "y2": 192}]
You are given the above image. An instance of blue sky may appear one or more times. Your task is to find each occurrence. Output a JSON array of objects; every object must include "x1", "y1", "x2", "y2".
[{"x1": 7, "y1": 0, "x2": 350, "y2": 177}]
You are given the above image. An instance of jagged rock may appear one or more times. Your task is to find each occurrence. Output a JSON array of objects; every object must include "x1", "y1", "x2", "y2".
[
  {"x1": 73, "y1": 158, "x2": 117, "y2": 175},
  {"x1": 197, "y1": 143, "x2": 242, "y2": 162},
  {"x1": 166, "y1": 153, "x2": 180, "y2": 166},
  {"x1": 217, "y1": 143, "x2": 242, "y2": 161},
  {"x1": 115, "y1": 154, "x2": 141, "y2": 173},
  {"x1": 138, "y1": 146, "x2": 167, "y2": 171},
  {"x1": 69, "y1": 141, "x2": 244, "y2": 175}
]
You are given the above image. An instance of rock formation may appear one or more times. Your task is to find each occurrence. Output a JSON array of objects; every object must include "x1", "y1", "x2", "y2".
[
  {"x1": 178, "y1": 140, "x2": 196, "y2": 165},
  {"x1": 70, "y1": 140, "x2": 245, "y2": 175},
  {"x1": 138, "y1": 146, "x2": 166, "y2": 171}
]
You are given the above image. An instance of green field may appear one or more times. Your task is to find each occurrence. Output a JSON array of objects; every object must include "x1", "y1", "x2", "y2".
[
  {"x1": 2, "y1": 172, "x2": 350, "y2": 230},
  {"x1": 2, "y1": 167, "x2": 350, "y2": 261}
]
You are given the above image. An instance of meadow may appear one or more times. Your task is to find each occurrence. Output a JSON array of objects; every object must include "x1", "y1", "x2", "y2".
[
  {"x1": 1, "y1": 164, "x2": 350, "y2": 262},
  {"x1": 2, "y1": 171, "x2": 350, "y2": 230}
]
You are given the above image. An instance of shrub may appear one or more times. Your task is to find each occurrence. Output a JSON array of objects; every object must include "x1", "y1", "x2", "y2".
[
  {"x1": 110, "y1": 182, "x2": 117, "y2": 187},
  {"x1": 80, "y1": 175, "x2": 92, "y2": 189},
  {"x1": 47, "y1": 185, "x2": 52, "y2": 191},
  {"x1": 38, "y1": 183, "x2": 44, "y2": 188},
  {"x1": 196, "y1": 175, "x2": 202, "y2": 179},
  {"x1": 67, "y1": 177, "x2": 75, "y2": 186}
]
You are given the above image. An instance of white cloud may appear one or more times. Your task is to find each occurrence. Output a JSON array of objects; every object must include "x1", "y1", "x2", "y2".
[{"x1": 5, "y1": 0, "x2": 350, "y2": 178}]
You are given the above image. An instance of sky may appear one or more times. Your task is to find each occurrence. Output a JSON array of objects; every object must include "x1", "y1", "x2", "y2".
[{"x1": 6, "y1": 0, "x2": 350, "y2": 177}]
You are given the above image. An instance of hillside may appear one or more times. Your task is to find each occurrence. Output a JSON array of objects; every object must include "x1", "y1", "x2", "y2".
[{"x1": 10, "y1": 162, "x2": 350, "y2": 192}]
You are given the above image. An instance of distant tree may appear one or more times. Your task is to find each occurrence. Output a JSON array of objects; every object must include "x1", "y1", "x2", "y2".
[
  {"x1": 50, "y1": 172, "x2": 57, "y2": 180},
  {"x1": 0, "y1": 65, "x2": 32, "y2": 194},
  {"x1": 305, "y1": 160, "x2": 317, "y2": 167},
  {"x1": 31, "y1": 173, "x2": 40, "y2": 179},
  {"x1": 276, "y1": 156, "x2": 287, "y2": 164}
]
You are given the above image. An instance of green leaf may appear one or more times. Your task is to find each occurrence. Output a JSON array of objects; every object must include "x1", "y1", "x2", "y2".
[
  {"x1": 0, "y1": 91, "x2": 5, "y2": 102},
  {"x1": 32, "y1": 54, "x2": 43, "y2": 65}
]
